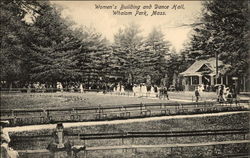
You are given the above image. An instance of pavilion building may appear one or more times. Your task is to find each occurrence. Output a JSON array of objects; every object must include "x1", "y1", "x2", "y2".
[{"x1": 179, "y1": 58, "x2": 230, "y2": 91}]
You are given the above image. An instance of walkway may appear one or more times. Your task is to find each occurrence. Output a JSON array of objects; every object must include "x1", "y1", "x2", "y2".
[{"x1": 6, "y1": 111, "x2": 249, "y2": 133}]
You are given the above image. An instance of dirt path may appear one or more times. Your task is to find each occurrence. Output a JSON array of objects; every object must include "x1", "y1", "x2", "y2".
[{"x1": 6, "y1": 111, "x2": 249, "y2": 133}]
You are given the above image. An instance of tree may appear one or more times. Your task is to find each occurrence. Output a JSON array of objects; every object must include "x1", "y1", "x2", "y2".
[
  {"x1": 28, "y1": 2, "x2": 82, "y2": 87},
  {"x1": 1, "y1": 1, "x2": 114, "y2": 90},
  {"x1": 0, "y1": 0, "x2": 42, "y2": 88},
  {"x1": 187, "y1": 0, "x2": 249, "y2": 76},
  {"x1": 112, "y1": 23, "x2": 143, "y2": 85},
  {"x1": 166, "y1": 51, "x2": 190, "y2": 87},
  {"x1": 142, "y1": 27, "x2": 171, "y2": 85},
  {"x1": 73, "y1": 26, "x2": 111, "y2": 88}
]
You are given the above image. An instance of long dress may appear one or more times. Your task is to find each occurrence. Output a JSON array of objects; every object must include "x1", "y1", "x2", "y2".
[
  {"x1": 150, "y1": 86, "x2": 156, "y2": 97},
  {"x1": 79, "y1": 84, "x2": 84, "y2": 93},
  {"x1": 121, "y1": 86, "x2": 125, "y2": 93},
  {"x1": 141, "y1": 86, "x2": 147, "y2": 96}
]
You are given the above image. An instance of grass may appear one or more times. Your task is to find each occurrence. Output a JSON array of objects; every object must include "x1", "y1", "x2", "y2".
[
  {"x1": 1, "y1": 92, "x2": 217, "y2": 110},
  {"x1": 9, "y1": 112, "x2": 249, "y2": 157},
  {"x1": 2, "y1": 92, "x2": 248, "y2": 157}
]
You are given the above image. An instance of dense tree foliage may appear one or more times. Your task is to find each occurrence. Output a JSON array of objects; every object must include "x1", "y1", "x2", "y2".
[
  {"x1": 186, "y1": 0, "x2": 249, "y2": 76},
  {"x1": 140, "y1": 28, "x2": 171, "y2": 85},
  {"x1": 112, "y1": 23, "x2": 143, "y2": 85},
  {"x1": 0, "y1": 0, "x2": 41, "y2": 87},
  {"x1": 28, "y1": 3, "x2": 82, "y2": 87},
  {"x1": 111, "y1": 25, "x2": 172, "y2": 86},
  {"x1": 73, "y1": 27, "x2": 112, "y2": 87},
  {"x1": 1, "y1": 0, "x2": 248, "y2": 91}
]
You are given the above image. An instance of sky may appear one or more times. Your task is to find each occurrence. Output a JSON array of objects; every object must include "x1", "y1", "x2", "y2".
[{"x1": 53, "y1": 1, "x2": 203, "y2": 52}]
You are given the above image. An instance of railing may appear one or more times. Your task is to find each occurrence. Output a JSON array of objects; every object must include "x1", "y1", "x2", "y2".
[
  {"x1": 12, "y1": 126, "x2": 250, "y2": 158},
  {"x1": 1, "y1": 101, "x2": 248, "y2": 126},
  {"x1": 79, "y1": 128, "x2": 249, "y2": 140},
  {"x1": 11, "y1": 128, "x2": 249, "y2": 145},
  {"x1": 16, "y1": 140, "x2": 250, "y2": 158}
]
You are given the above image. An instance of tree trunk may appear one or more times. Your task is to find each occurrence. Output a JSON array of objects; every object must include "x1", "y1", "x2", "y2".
[{"x1": 9, "y1": 82, "x2": 12, "y2": 91}]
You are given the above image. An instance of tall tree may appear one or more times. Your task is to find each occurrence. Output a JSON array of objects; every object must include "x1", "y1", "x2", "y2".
[
  {"x1": 142, "y1": 28, "x2": 171, "y2": 85},
  {"x1": 112, "y1": 23, "x2": 143, "y2": 85},
  {"x1": 28, "y1": 2, "x2": 82, "y2": 87},
  {"x1": 0, "y1": 0, "x2": 41, "y2": 88},
  {"x1": 73, "y1": 27, "x2": 111, "y2": 88},
  {"x1": 187, "y1": 0, "x2": 249, "y2": 76}
]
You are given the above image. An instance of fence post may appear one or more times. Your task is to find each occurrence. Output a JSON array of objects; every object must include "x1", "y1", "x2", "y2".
[
  {"x1": 170, "y1": 147, "x2": 173, "y2": 156},
  {"x1": 220, "y1": 144, "x2": 225, "y2": 155},
  {"x1": 140, "y1": 103, "x2": 143, "y2": 116},
  {"x1": 11, "y1": 110, "x2": 16, "y2": 125},
  {"x1": 132, "y1": 137, "x2": 134, "y2": 144},
  {"x1": 180, "y1": 147, "x2": 183, "y2": 156},
  {"x1": 71, "y1": 108, "x2": 77, "y2": 121},
  {"x1": 84, "y1": 151, "x2": 87, "y2": 158},
  {"x1": 212, "y1": 145, "x2": 216, "y2": 156},
  {"x1": 134, "y1": 148, "x2": 137, "y2": 155},
  {"x1": 41, "y1": 109, "x2": 47, "y2": 123},
  {"x1": 121, "y1": 133, "x2": 125, "y2": 153}
]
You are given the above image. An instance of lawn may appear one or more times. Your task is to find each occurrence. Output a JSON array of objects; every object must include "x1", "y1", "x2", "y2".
[
  {"x1": 2, "y1": 92, "x2": 248, "y2": 157},
  {"x1": 0, "y1": 91, "x2": 217, "y2": 110}
]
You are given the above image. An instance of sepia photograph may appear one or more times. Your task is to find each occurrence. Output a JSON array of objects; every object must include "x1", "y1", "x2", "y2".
[{"x1": 0, "y1": 0, "x2": 249, "y2": 157}]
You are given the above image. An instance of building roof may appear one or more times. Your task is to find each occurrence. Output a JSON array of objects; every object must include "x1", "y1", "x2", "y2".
[{"x1": 180, "y1": 58, "x2": 224, "y2": 76}]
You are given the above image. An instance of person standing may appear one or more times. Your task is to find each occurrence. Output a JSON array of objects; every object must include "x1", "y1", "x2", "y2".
[
  {"x1": 163, "y1": 87, "x2": 169, "y2": 100},
  {"x1": 158, "y1": 86, "x2": 163, "y2": 99},
  {"x1": 195, "y1": 87, "x2": 200, "y2": 102},
  {"x1": 79, "y1": 84, "x2": 84, "y2": 93},
  {"x1": 218, "y1": 85, "x2": 224, "y2": 102}
]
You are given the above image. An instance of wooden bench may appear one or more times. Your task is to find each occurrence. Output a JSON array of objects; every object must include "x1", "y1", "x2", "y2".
[{"x1": 139, "y1": 104, "x2": 151, "y2": 116}]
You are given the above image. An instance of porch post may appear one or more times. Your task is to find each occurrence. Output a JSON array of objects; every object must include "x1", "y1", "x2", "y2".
[
  {"x1": 190, "y1": 76, "x2": 193, "y2": 85},
  {"x1": 221, "y1": 77, "x2": 223, "y2": 85},
  {"x1": 210, "y1": 75, "x2": 214, "y2": 85},
  {"x1": 226, "y1": 76, "x2": 228, "y2": 85},
  {"x1": 243, "y1": 76, "x2": 246, "y2": 92},
  {"x1": 199, "y1": 75, "x2": 202, "y2": 85}
]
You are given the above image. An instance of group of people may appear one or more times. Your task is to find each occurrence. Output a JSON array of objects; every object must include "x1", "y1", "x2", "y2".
[
  {"x1": 112, "y1": 83, "x2": 170, "y2": 99},
  {"x1": 217, "y1": 85, "x2": 237, "y2": 103},
  {"x1": 194, "y1": 84, "x2": 237, "y2": 103},
  {"x1": 158, "y1": 87, "x2": 169, "y2": 100}
]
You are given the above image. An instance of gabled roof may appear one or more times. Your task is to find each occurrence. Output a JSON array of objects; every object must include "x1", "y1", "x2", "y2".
[{"x1": 180, "y1": 58, "x2": 223, "y2": 76}]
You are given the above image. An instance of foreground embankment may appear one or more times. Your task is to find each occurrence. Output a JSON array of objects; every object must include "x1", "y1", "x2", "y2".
[{"x1": 8, "y1": 111, "x2": 249, "y2": 158}]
